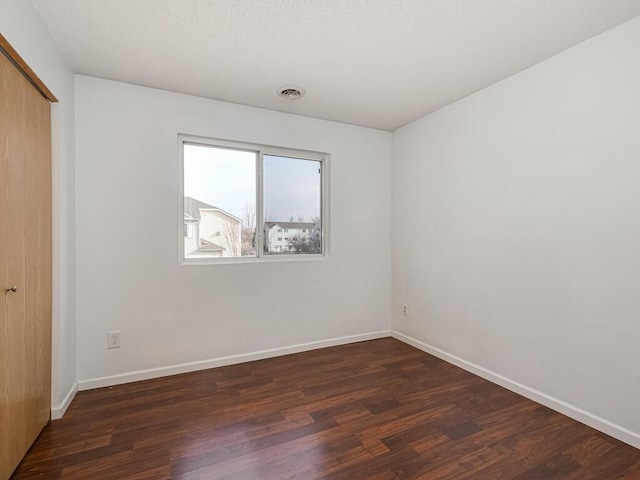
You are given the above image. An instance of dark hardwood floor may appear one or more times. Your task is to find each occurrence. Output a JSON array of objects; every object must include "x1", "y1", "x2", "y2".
[{"x1": 12, "y1": 338, "x2": 640, "y2": 479}]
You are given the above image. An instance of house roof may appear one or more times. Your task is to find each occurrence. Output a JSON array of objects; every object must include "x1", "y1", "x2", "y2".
[
  {"x1": 184, "y1": 196, "x2": 240, "y2": 223},
  {"x1": 184, "y1": 197, "x2": 215, "y2": 220},
  {"x1": 199, "y1": 238, "x2": 225, "y2": 252},
  {"x1": 265, "y1": 222, "x2": 317, "y2": 230}
]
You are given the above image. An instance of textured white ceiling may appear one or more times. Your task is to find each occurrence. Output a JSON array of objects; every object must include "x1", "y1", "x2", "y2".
[{"x1": 32, "y1": 0, "x2": 640, "y2": 131}]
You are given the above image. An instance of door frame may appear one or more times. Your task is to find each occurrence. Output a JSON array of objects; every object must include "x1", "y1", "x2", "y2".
[
  {"x1": 0, "y1": 37, "x2": 60, "y2": 417},
  {"x1": 1, "y1": 32, "x2": 58, "y2": 479},
  {"x1": 0, "y1": 34, "x2": 58, "y2": 102}
]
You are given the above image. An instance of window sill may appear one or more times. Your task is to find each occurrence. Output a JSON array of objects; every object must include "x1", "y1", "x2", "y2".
[{"x1": 179, "y1": 254, "x2": 327, "y2": 266}]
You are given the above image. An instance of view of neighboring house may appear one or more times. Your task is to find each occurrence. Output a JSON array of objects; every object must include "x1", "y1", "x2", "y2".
[
  {"x1": 264, "y1": 221, "x2": 320, "y2": 254},
  {"x1": 184, "y1": 197, "x2": 241, "y2": 258}
]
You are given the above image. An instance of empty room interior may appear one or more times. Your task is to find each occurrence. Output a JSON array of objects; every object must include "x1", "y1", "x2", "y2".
[{"x1": 3, "y1": 1, "x2": 640, "y2": 478}]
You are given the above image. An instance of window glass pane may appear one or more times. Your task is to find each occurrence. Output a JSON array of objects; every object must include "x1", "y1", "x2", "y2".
[
  {"x1": 183, "y1": 144, "x2": 256, "y2": 258},
  {"x1": 263, "y1": 155, "x2": 321, "y2": 255}
]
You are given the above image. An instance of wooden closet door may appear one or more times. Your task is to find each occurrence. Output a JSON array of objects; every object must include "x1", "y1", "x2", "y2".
[{"x1": 0, "y1": 50, "x2": 52, "y2": 480}]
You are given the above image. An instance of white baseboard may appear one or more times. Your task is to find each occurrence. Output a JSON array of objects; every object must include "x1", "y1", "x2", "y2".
[
  {"x1": 51, "y1": 382, "x2": 78, "y2": 420},
  {"x1": 78, "y1": 330, "x2": 391, "y2": 391},
  {"x1": 60, "y1": 330, "x2": 640, "y2": 449},
  {"x1": 391, "y1": 330, "x2": 640, "y2": 450}
]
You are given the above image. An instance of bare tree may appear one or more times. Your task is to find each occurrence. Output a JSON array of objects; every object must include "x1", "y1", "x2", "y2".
[
  {"x1": 288, "y1": 233, "x2": 321, "y2": 254},
  {"x1": 223, "y1": 219, "x2": 241, "y2": 257},
  {"x1": 241, "y1": 202, "x2": 255, "y2": 256}
]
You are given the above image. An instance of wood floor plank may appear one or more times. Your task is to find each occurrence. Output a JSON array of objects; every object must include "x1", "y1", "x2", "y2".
[{"x1": 11, "y1": 338, "x2": 640, "y2": 479}]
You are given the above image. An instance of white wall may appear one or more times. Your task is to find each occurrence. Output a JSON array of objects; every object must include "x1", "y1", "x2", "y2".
[
  {"x1": 393, "y1": 17, "x2": 640, "y2": 445},
  {"x1": 1, "y1": 0, "x2": 76, "y2": 414},
  {"x1": 75, "y1": 76, "x2": 391, "y2": 384}
]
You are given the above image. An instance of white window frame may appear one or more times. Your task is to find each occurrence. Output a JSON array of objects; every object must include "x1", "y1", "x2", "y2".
[{"x1": 178, "y1": 134, "x2": 329, "y2": 265}]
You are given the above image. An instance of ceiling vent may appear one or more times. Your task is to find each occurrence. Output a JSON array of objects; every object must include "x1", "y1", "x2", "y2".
[{"x1": 277, "y1": 86, "x2": 306, "y2": 100}]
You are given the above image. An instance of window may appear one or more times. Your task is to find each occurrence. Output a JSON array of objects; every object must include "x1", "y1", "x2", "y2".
[
  {"x1": 180, "y1": 135, "x2": 327, "y2": 263},
  {"x1": 184, "y1": 224, "x2": 195, "y2": 238}
]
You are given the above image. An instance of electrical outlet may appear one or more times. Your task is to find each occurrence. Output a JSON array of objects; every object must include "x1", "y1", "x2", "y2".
[
  {"x1": 402, "y1": 304, "x2": 409, "y2": 316},
  {"x1": 107, "y1": 331, "x2": 121, "y2": 349}
]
